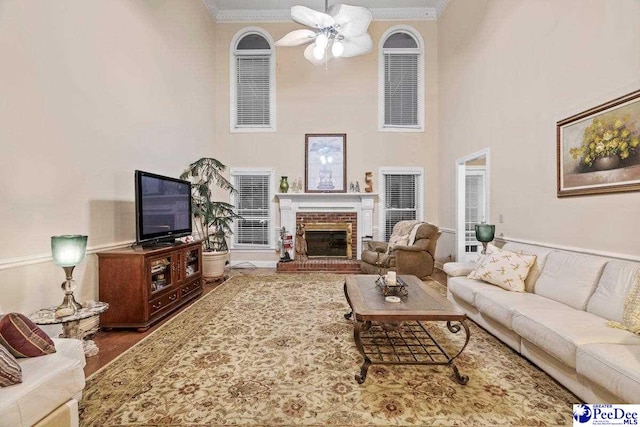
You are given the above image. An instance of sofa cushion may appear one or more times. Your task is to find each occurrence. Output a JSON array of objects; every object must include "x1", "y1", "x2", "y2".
[
  {"x1": 0, "y1": 313, "x2": 56, "y2": 358},
  {"x1": 447, "y1": 276, "x2": 496, "y2": 305},
  {"x1": 470, "y1": 244, "x2": 536, "y2": 292},
  {"x1": 0, "y1": 338, "x2": 85, "y2": 427},
  {"x1": 533, "y1": 252, "x2": 606, "y2": 310},
  {"x1": 443, "y1": 262, "x2": 476, "y2": 278},
  {"x1": 474, "y1": 288, "x2": 573, "y2": 330},
  {"x1": 501, "y1": 242, "x2": 552, "y2": 292},
  {"x1": 576, "y1": 344, "x2": 640, "y2": 404},
  {"x1": 587, "y1": 260, "x2": 640, "y2": 323},
  {"x1": 512, "y1": 307, "x2": 640, "y2": 368},
  {"x1": 0, "y1": 345, "x2": 22, "y2": 387}
]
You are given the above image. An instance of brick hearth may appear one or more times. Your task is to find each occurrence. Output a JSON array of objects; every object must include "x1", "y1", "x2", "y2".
[{"x1": 277, "y1": 259, "x2": 361, "y2": 274}]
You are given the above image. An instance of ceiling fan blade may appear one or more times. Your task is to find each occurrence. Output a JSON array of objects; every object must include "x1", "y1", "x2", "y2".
[
  {"x1": 340, "y1": 33, "x2": 373, "y2": 58},
  {"x1": 328, "y1": 4, "x2": 372, "y2": 38},
  {"x1": 304, "y1": 43, "x2": 333, "y2": 66},
  {"x1": 275, "y1": 29, "x2": 317, "y2": 47},
  {"x1": 291, "y1": 5, "x2": 335, "y2": 29}
]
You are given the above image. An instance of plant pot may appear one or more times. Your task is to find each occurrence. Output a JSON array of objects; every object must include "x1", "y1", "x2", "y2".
[
  {"x1": 593, "y1": 155, "x2": 620, "y2": 171},
  {"x1": 202, "y1": 251, "x2": 227, "y2": 279}
]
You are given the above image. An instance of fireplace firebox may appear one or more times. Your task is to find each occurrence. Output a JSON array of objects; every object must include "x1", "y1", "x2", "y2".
[{"x1": 304, "y1": 222, "x2": 353, "y2": 259}]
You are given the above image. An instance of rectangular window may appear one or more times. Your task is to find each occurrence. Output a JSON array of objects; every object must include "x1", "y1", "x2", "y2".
[
  {"x1": 384, "y1": 53, "x2": 418, "y2": 127},
  {"x1": 231, "y1": 170, "x2": 273, "y2": 249},
  {"x1": 380, "y1": 168, "x2": 423, "y2": 240},
  {"x1": 236, "y1": 55, "x2": 271, "y2": 127}
]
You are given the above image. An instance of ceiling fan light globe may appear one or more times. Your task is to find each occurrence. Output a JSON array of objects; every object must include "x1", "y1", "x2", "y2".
[
  {"x1": 316, "y1": 33, "x2": 328, "y2": 49},
  {"x1": 313, "y1": 45, "x2": 325, "y2": 60},
  {"x1": 331, "y1": 40, "x2": 344, "y2": 57}
]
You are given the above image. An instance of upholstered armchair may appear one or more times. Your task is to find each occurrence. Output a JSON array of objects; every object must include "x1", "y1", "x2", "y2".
[{"x1": 360, "y1": 221, "x2": 441, "y2": 279}]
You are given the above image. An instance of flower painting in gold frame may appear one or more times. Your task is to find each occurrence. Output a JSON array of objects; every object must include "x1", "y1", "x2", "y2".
[{"x1": 557, "y1": 89, "x2": 640, "y2": 197}]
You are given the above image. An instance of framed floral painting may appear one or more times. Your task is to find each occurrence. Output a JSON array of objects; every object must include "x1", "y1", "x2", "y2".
[
  {"x1": 557, "y1": 89, "x2": 640, "y2": 197},
  {"x1": 305, "y1": 134, "x2": 347, "y2": 193}
]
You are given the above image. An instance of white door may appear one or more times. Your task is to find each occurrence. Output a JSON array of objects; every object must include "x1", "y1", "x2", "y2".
[
  {"x1": 456, "y1": 149, "x2": 490, "y2": 263},
  {"x1": 463, "y1": 168, "x2": 486, "y2": 262}
]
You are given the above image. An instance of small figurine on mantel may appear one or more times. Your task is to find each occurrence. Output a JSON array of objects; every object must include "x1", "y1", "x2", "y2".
[
  {"x1": 295, "y1": 223, "x2": 308, "y2": 260},
  {"x1": 355, "y1": 181, "x2": 361, "y2": 192}
]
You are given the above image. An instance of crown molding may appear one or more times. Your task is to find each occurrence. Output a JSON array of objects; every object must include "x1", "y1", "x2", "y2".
[
  {"x1": 216, "y1": 8, "x2": 293, "y2": 23},
  {"x1": 371, "y1": 7, "x2": 436, "y2": 21},
  {"x1": 202, "y1": 1, "x2": 441, "y2": 23},
  {"x1": 202, "y1": 0, "x2": 219, "y2": 19}
]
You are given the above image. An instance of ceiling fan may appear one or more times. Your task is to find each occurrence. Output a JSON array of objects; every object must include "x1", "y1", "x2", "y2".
[{"x1": 275, "y1": 1, "x2": 373, "y2": 66}]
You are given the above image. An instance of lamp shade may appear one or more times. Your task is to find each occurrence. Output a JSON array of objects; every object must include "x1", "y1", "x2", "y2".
[
  {"x1": 51, "y1": 235, "x2": 88, "y2": 267},
  {"x1": 474, "y1": 224, "x2": 495, "y2": 243}
]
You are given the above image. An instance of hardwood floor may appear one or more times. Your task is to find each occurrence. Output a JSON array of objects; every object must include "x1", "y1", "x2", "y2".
[{"x1": 83, "y1": 268, "x2": 448, "y2": 377}]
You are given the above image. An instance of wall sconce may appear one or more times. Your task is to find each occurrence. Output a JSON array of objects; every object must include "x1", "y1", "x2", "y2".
[
  {"x1": 475, "y1": 223, "x2": 495, "y2": 254},
  {"x1": 51, "y1": 235, "x2": 88, "y2": 318}
]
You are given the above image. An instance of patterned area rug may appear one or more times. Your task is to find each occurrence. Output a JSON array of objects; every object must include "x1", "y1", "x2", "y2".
[{"x1": 80, "y1": 274, "x2": 576, "y2": 426}]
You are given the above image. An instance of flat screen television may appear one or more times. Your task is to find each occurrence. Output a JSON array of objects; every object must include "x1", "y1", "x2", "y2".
[{"x1": 135, "y1": 170, "x2": 192, "y2": 246}]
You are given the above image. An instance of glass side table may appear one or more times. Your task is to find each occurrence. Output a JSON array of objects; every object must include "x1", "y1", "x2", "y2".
[{"x1": 30, "y1": 302, "x2": 109, "y2": 357}]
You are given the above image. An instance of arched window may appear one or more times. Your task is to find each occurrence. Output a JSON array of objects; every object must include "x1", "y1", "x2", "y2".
[
  {"x1": 378, "y1": 26, "x2": 424, "y2": 131},
  {"x1": 230, "y1": 28, "x2": 276, "y2": 132}
]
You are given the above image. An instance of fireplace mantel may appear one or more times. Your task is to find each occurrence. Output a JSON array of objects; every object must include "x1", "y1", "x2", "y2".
[{"x1": 275, "y1": 193, "x2": 377, "y2": 259}]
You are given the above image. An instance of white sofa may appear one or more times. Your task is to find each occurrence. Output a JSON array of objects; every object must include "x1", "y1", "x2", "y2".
[
  {"x1": 444, "y1": 242, "x2": 640, "y2": 404},
  {"x1": 0, "y1": 337, "x2": 86, "y2": 427}
]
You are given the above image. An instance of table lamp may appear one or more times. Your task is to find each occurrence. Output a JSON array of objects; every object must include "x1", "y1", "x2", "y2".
[
  {"x1": 51, "y1": 235, "x2": 87, "y2": 318},
  {"x1": 475, "y1": 223, "x2": 495, "y2": 254}
]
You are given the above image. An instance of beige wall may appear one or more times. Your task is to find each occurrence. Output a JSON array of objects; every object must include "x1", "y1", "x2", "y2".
[
  {"x1": 214, "y1": 20, "x2": 439, "y2": 263},
  {"x1": 437, "y1": 0, "x2": 640, "y2": 260},
  {"x1": 0, "y1": 0, "x2": 217, "y2": 313}
]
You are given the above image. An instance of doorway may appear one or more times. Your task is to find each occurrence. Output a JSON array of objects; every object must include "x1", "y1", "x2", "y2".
[{"x1": 456, "y1": 149, "x2": 490, "y2": 263}]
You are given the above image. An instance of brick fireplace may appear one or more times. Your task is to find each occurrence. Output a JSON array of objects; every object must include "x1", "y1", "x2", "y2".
[{"x1": 275, "y1": 193, "x2": 376, "y2": 273}]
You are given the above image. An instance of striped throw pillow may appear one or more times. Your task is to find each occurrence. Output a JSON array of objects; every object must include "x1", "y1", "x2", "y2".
[
  {"x1": 0, "y1": 313, "x2": 56, "y2": 358},
  {"x1": 0, "y1": 345, "x2": 22, "y2": 386}
]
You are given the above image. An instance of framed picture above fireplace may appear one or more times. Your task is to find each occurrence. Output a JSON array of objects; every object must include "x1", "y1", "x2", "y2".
[{"x1": 305, "y1": 133, "x2": 347, "y2": 193}]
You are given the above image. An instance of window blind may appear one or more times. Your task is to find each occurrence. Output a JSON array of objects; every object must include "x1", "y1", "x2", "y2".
[
  {"x1": 234, "y1": 174, "x2": 270, "y2": 246},
  {"x1": 236, "y1": 55, "x2": 271, "y2": 127},
  {"x1": 383, "y1": 174, "x2": 418, "y2": 239},
  {"x1": 384, "y1": 53, "x2": 418, "y2": 127}
]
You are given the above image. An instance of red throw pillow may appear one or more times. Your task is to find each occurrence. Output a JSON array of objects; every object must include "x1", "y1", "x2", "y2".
[
  {"x1": 0, "y1": 345, "x2": 22, "y2": 386},
  {"x1": 0, "y1": 313, "x2": 56, "y2": 358}
]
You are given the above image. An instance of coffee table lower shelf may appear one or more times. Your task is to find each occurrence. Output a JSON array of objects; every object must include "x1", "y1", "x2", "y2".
[{"x1": 344, "y1": 315, "x2": 470, "y2": 385}]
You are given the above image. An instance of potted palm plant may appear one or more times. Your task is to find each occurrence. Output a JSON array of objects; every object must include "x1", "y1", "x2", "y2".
[{"x1": 180, "y1": 158, "x2": 242, "y2": 279}]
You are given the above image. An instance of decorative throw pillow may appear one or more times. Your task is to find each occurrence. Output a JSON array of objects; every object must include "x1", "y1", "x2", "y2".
[
  {"x1": 607, "y1": 272, "x2": 640, "y2": 335},
  {"x1": 466, "y1": 243, "x2": 497, "y2": 280},
  {"x1": 0, "y1": 313, "x2": 56, "y2": 358},
  {"x1": 471, "y1": 244, "x2": 537, "y2": 292},
  {"x1": 0, "y1": 345, "x2": 22, "y2": 387}
]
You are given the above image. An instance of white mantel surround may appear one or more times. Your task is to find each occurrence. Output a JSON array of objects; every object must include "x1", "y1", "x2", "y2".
[{"x1": 275, "y1": 193, "x2": 377, "y2": 260}]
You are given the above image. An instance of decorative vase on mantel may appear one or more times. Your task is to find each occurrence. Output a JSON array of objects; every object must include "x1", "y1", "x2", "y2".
[
  {"x1": 279, "y1": 176, "x2": 289, "y2": 193},
  {"x1": 593, "y1": 155, "x2": 620, "y2": 171}
]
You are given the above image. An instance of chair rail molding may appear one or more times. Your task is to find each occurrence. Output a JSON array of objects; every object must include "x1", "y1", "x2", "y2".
[{"x1": 0, "y1": 241, "x2": 135, "y2": 271}]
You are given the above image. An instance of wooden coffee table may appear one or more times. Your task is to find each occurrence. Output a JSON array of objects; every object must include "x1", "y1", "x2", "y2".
[{"x1": 344, "y1": 275, "x2": 470, "y2": 385}]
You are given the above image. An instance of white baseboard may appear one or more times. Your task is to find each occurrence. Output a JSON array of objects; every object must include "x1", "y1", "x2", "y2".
[{"x1": 229, "y1": 260, "x2": 278, "y2": 269}]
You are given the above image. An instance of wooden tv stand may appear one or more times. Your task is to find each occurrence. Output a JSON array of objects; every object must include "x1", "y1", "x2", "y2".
[{"x1": 97, "y1": 241, "x2": 203, "y2": 331}]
